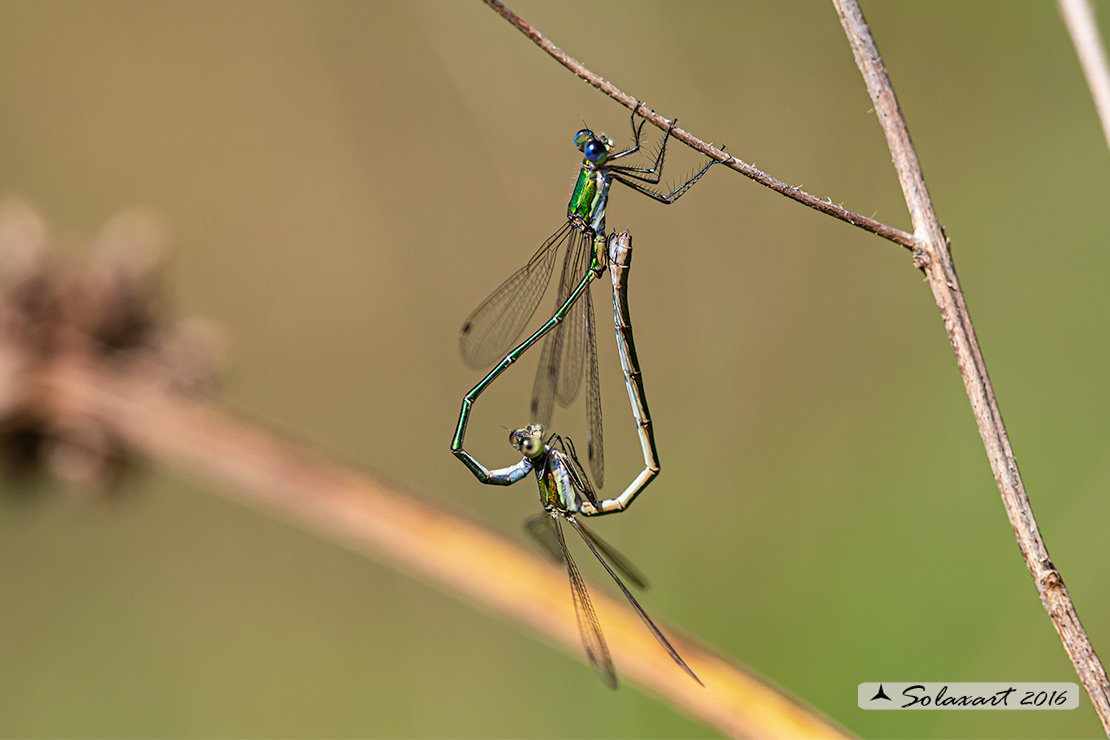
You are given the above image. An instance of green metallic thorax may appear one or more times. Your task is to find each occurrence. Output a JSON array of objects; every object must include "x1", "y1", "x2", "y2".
[
  {"x1": 537, "y1": 464, "x2": 561, "y2": 511},
  {"x1": 536, "y1": 455, "x2": 577, "y2": 514},
  {"x1": 567, "y1": 164, "x2": 610, "y2": 236}
]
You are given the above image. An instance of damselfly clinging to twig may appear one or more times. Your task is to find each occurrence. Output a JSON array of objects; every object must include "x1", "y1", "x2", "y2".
[{"x1": 456, "y1": 105, "x2": 717, "y2": 488}]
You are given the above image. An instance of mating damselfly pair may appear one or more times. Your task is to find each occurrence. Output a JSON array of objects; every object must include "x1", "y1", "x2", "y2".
[{"x1": 451, "y1": 105, "x2": 717, "y2": 688}]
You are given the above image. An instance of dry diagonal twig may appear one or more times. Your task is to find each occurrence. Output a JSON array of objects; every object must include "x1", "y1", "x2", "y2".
[{"x1": 482, "y1": 0, "x2": 916, "y2": 251}]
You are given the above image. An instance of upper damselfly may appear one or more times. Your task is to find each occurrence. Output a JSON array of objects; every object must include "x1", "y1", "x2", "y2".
[{"x1": 457, "y1": 105, "x2": 716, "y2": 488}]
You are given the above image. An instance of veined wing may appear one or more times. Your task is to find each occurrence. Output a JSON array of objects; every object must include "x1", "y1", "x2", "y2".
[
  {"x1": 554, "y1": 437, "x2": 600, "y2": 510},
  {"x1": 530, "y1": 228, "x2": 591, "y2": 426},
  {"x1": 567, "y1": 516, "x2": 703, "y2": 686},
  {"x1": 459, "y1": 222, "x2": 574, "y2": 370},
  {"x1": 572, "y1": 518, "x2": 648, "y2": 590},
  {"x1": 584, "y1": 284, "x2": 604, "y2": 487},
  {"x1": 554, "y1": 240, "x2": 588, "y2": 407},
  {"x1": 527, "y1": 512, "x2": 645, "y2": 592},
  {"x1": 553, "y1": 514, "x2": 618, "y2": 690},
  {"x1": 524, "y1": 513, "x2": 563, "y2": 564}
]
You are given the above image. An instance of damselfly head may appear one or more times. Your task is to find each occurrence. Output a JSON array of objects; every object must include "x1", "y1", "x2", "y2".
[
  {"x1": 509, "y1": 424, "x2": 545, "y2": 459},
  {"x1": 573, "y1": 129, "x2": 610, "y2": 166}
]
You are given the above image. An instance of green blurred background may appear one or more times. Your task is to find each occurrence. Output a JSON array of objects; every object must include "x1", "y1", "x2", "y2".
[{"x1": 1, "y1": 1, "x2": 1108, "y2": 737}]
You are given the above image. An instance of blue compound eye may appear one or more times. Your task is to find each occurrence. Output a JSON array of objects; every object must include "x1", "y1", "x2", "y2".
[
  {"x1": 573, "y1": 129, "x2": 592, "y2": 151},
  {"x1": 584, "y1": 139, "x2": 607, "y2": 164}
]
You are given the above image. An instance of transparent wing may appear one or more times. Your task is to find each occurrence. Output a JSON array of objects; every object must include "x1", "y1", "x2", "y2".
[
  {"x1": 553, "y1": 514, "x2": 618, "y2": 690},
  {"x1": 530, "y1": 228, "x2": 590, "y2": 426},
  {"x1": 584, "y1": 284, "x2": 604, "y2": 488},
  {"x1": 554, "y1": 437, "x2": 599, "y2": 509},
  {"x1": 524, "y1": 513, "x2": 563, "y2": 564},
  {"x1": 567, "y1": 516, "x2": 702, "y2": 686},
  {"x1": 530, "y1": 325, "x2": 558, "y2": 428},
  {"x1": 459, "y1": 222, "x2": 574, "y2": 370},
  {"x1": 572, "y1": 518, "x2": 648, "y2": 590},
  {"x1": 554, "y1": 242, "x2": 588, "y2": 407}
]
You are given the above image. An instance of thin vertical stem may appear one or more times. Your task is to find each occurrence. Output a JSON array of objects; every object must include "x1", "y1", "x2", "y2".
[
  {"x1": 833, "y1": 1, "x2": 1110, "y2": 733},
  {"x1": 1059, "y1": 0, "x2": 1110, "y2": 153}
]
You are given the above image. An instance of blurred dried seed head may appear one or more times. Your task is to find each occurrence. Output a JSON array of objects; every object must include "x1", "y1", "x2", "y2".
[{"x1": 0, "y1": 202, "x2": 223, "y2": 492}]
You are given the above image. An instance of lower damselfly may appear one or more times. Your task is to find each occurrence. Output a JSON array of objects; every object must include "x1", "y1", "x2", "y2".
[
  {"x1": 479, "y1": 424, "x2": 700, "y2": 689},
  {"x1": 457, "y1": 104, "x2": 716, "y2": 488},
  {"x1": 455, "y1": 231, "x2": 660, "y2": 515}
]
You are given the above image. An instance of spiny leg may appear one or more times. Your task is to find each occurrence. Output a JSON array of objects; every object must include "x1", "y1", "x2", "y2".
[
  {"x1": 606, "y1": 101, "x2": 648, "y2": 163},
  {"x1": 608, "y1": 110, "x2": 719, "y2": 204},
  {"x1": 608, "y1": 108, "x2": 675, "y2": 178},
  {"x1": 611, "y1": 153, "x2": 718, "y2": 205},
  {"x1": 608, "y1": 105, "x2": 719, "y2": 204}
]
